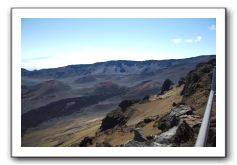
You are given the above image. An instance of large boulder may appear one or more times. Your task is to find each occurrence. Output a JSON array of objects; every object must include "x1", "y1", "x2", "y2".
[
  {"x1": 124, "y1": 119, "x2": 195, "y2": 147},
  {"x1": 158, "y1": 114, "x2": 180, "y2": 132},
  {"x1": 171, "y1": 120, "x2": 194, "y2": 145},
  {"x1": 157, "y1": 105, "x2": 193, "y2": 132},
  {"x1": 143, "y1": 116, "x2": 155, "y2": 123},
  {"x1": 160, "y1": 79, "x2": 174, "y2": 94},
  {"x1": 79, "y1": 136, "x2": 94, "y2": 147},
  {"x1": 179, "y1": 114, "x2": 202, "y2": 128},
  {"x1": 100, "y1": 109, "x2": 128, "y2": 131},
  {"x1": 169, "y1": 105, "x2": 193, "y2": 117},
  {"x1": 133, "y1": 128, "x2": 147, "y2": 142},
  {"x1": 118, "y1": 99, "x2": 140, "y2": 111}
]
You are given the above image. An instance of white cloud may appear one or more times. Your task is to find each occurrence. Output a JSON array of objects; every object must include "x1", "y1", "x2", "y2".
[
  {"x1": 172, "y1": 38, "x2": 182, "y2": 44},
  {"x1": 184, "y1": 39, "x2": 193, "y2": 43},
  {"x1": 172, "y1": 36, "x2": 202, "y2": 45},
  {"x1": 208, "y1": 24, "x2": 216, "y2": 31},
  {"x1": 194, "y1": 36, "x2": 202, "y2": 42}
]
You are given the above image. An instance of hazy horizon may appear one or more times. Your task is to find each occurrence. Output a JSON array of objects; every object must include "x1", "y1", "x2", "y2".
[
  {"x1": 22, "y1": 18, "x2": 216, "y2": 70},
  {"x1": 22, "y1": 54, "x2": 215, "y2": 71}
]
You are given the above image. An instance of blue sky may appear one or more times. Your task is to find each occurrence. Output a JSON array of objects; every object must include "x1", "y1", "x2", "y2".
[{"x1": 21, "y1": 18, "x2": 216, "y2": 70}]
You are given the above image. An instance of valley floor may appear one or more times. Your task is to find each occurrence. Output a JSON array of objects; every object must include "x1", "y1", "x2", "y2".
[{"x1": 22, "y1": 85, "x2": 184, "y2": 147}]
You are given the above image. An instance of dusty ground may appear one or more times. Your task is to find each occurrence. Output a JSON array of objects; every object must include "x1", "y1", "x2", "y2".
[
  {"x1": 22, "y1": 85, "x2": 183, "y2": 147},
  {"x1": 79, "y1": 86, "x2": 183, "y2": 147},
  {"x1": 127, "y1": 85, "x2": 184, "y2": 125},
  {"x1": 84, "y1": 120, "x2": 162, "y2": 147},
  {"x1": 22, "y1": 114, "x2": 102, "y2": 147}
]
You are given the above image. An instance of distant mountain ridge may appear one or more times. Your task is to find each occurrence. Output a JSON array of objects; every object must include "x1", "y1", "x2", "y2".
[
  {"x1": 21, "y1": 55, "x2": 216, "y2": 113},
  {"x1": 22, "y1": 55, "x2": 215, "y2": 78},
  {"x1": 21, "y1": 55, "x2": 216, "y2": 146}
]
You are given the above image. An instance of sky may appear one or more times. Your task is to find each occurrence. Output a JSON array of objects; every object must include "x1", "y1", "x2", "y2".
[{"x1": 21, "y1": 18, "x2": 216, "y2": 70}]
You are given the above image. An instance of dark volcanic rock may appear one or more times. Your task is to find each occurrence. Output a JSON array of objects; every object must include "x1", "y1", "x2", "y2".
[
  {"x1": 143, "y1": 117, "x2": 155, "y2": 123},
  {"x1": 160, "y1": 79, "x2": 174, "y2": 94},
  {"x1": 79, "y1": 136, "x2": 94, "y2": 147},
  {"x1": 170, "y1": 105, "x2": 192, "y2": 117},
  {"x1": 100, "y1": 109, "x2": 128, "y2": 131},
  {"x1": 136, "y1": 116, "x2": 157, "y2": 128},
  {"x1": 118, "y1": 99, "x2": 140, "y2": 111},
  {"x1": 123, "y1": 104, "x2": 204, "y2": 147},
  {"x1": 171, "y1": 121, "x2": 194, "y2": 145},
  {"x1": 146, "y1": 135, "x2": 155, "y2": 140},
  {"x1": 158, "y1": 114, "x2": 180, "y2": 132},
  {"x1": 172, "y1": 102, "x2": 177, "y2": 107},
  {"x1": 177, "y1": 77, "x2": 186, "y2": 87},
  {"x1": 157, "y1": 105, "x2": 193, "y2": 132},
  {"x1": 133, "y1": 128, "x2": 147, "y2": 142},
  {"x1": 181, "y1": 59, "x2": 216, "y2": 97}
]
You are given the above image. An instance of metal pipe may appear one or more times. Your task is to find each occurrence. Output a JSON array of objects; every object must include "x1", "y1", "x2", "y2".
[
  {"x1": 195, "y1": 67, "x2": 216, "y2": 147},
  {"x1": 195, "y1": 90, "x2": 214, "y2": 147}
]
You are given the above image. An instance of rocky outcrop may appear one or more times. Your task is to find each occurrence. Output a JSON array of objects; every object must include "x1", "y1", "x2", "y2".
[
  {"x1": 78, "y1": 59, "x2": 216, "y2": 147},
  {"x1": 135, "y1": 116, "x2": 158, "y2": 128},
  {"x1": 179, "y1": 114, "x2": 202, "y2": 128},
  {"x1": 123, "y1": 104, "x2": 201, "y2": 147},
  {"x1": 177, "y1": 77, "x2": 186, "y2": 87},
  {"x1": 99, "y1": 109, "x2": 129, "y2": 131},
  {"x1": 133, "y1": 128, "x2": 147, "y2": 142},
  {"x1": 157, "y1": 105, "x2": 201, "y2": 146},
  {"x1": 125, "y1": 121, "x2": 198, "y2": 147},
  {"x1": 160, "y1": 79, "x2": 174, "y2": 94},
  {"x1": 157, "y1": 105, "x2": 192, "y2": 132},
  {"x1": 79, "y1": 136, "x2": 94, "y2": 147},
  {"x1": 157, "y1": 114, "x2": 179, "y2": 132},
  {"x1": 143, "y1": 116, "x2": 156, "y2": 123},
  {"x1": 171, "y1": 121, "x2": 194, "y2": 145},
  {"x1": 170, "y1": 104, "x2": 193, "y2": 117},
  {"x1": 118, "y1": 99, "x2": 140, "y2": 111},
  {"x1": 179, "y1": 59, "x2": 216, "y2": 146},
  {"x1": 181, "y1": 59, "x2": 215, "y2": 97}
]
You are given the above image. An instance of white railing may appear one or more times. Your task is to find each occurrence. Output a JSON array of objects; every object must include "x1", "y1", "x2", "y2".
[{"x1": 195, "y1": 67, "x2": 216, "y2": 147}]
